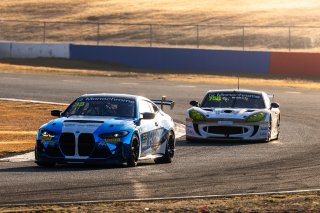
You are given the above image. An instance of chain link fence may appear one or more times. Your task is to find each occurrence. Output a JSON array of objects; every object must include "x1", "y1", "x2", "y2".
[{"x1": 1, "y1": 20, "x2": 320, "y2": 52}]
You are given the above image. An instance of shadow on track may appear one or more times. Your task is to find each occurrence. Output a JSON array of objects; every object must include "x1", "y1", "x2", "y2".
[
  {"x1": 176, "y1": 137, "x2": 266, "y2": 147},
  {"x1": 0, "y1": 163, "x2": 129, "y2": 173}
]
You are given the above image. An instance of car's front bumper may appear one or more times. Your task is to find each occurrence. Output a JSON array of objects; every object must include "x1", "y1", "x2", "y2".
[
  {"x1": 186, "y1": 121, "x2": 269, "y2": 141},
  {"x1": 35, "y1": 139, "x2": 128, "y2": 165}
]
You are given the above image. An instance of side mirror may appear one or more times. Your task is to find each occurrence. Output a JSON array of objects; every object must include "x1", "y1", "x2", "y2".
[
  {"x1": 270, "y1": 102, "x2": 280, "y2": 108},
  {"x1": 190, "y1": 100, "x2": 199, "y2": 107},
  {"x1": 51, "y1": 110, "x2": 62, "y2": 117},
  {"x1": 141, "y1": 112, "x2": 155, "y2": 120}
]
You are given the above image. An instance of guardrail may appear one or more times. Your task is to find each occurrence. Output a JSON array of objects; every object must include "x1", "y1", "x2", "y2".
[{"x1": 1, "y1": 20, "x2": 320, "y2": 52}]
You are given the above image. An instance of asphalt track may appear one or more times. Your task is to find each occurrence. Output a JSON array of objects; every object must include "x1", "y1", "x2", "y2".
[{"x1": 0, "y1": 72, "x2": 320, "y2": 205}]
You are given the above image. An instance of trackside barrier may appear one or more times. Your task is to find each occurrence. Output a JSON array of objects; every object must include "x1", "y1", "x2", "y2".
[
  {"x1": 0, "y1": 42, "x2": 12, "y2": 58},
  {"x1": 270, "y1": 52, "x2": 320, "y2": 76},
  {"x1": 70, "y1": 45, "x2": 270, "y2": 74},
  {"x1": 1, "y1": 42, "x2": 320, "y2": 77},
  {"x1": 0, "y1": 42, "x2": 70, "y2": 59}
]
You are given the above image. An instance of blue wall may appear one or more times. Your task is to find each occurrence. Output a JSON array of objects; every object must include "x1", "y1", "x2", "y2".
[{"x1": 70, "y1": 45, "x2": 270, "y2": 74}]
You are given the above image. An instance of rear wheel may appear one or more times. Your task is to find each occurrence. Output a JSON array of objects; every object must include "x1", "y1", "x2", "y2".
[
  {"x1": 127, "y1": 134, "x2": 140, "y2": 167},
  {"x1": 155, "y1": 131, "x2": 175, "y2": 164}
]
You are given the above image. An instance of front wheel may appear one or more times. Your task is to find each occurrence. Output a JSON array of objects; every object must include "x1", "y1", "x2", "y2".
[
  {"x1": 35, "y1": 146, "x2": 55, "y2": 167},
  {"x1": 263, "y1": 118, "x2": 272, "y2": 143},
  {"x1": 127, "y1": 134, "x2": 140, "y2": 167},
  {"x1": 155, "y1": 131, "x2": 175, "y2": 164}
]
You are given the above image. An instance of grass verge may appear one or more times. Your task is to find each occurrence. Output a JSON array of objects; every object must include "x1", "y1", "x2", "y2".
[
  {"x1": 0, "y1": 100, "x2": 65, "y2": 158},
  {"x1": 1, "y1": 192, "x2": 319, "y2": 212}
]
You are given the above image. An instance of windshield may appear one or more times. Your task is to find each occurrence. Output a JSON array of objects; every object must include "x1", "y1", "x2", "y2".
[
  {"x1": 63, "y1": 97, "x2": 136, "y2": 118},
  {"x1": 201, "y1": 92, "x2": 265, "y2": 109}
]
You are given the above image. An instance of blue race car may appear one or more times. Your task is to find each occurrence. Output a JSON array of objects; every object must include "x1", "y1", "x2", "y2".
[{"x1": 35, "y1": 94, "x2": 175, "y2": 167}]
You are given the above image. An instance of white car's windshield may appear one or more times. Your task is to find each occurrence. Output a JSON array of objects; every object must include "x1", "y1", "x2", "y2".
[
  {"x1": 63, "y1": 97, "x2": 136, "y2": 118},
  {"x1": 201, "y1": 92, "x2": 265, "y2": 109}
]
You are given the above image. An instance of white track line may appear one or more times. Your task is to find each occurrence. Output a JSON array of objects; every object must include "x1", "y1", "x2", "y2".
[
  {"x1": 0, "y1": 98, "x2": 186, "y2": 162},
  {"x1": 176, "y1": 85, "x2": 196, "y2": 88},
  {"x1": 120, "y1": 83, "x2": 139, "y2": 85},
  {"x1": 0, "y1": 98, "x2": 68, "y2": 105},
  {"x1": 62, "y1": 80, "x2": 81, "y2": 83},
  {"x1": 286, "y1": 91, "x2": 301, "y2": 94}
]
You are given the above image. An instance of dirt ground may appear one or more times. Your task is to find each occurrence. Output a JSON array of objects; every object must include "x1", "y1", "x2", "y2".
[{"x1": 1, "y1": 192, "x2": 319, "y2": 212}]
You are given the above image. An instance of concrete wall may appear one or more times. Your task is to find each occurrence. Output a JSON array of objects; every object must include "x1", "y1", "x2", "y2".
[
  {"x1": 0, "y1": 42, "x2": 70, "y2": 59},
  {"x1": 70, "y1": 45, "x2": 270, "y2": 74}
]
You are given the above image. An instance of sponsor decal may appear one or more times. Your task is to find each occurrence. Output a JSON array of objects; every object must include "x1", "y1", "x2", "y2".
[
  {"x1": 84, "y1": 97, "x2": 135, "y2": 104},
  {"x1": 106, "y1": 138, "x2": 121, "y2": 142},
  {"x1": 214, "y1": 93, "x2": 261, "y2": 99},
  {"x1": 74, "y1": 102, "x2": 85, "y2": 107},
  {"x1": 208, "y1": 95, "x2": 222, "y2": 101}
]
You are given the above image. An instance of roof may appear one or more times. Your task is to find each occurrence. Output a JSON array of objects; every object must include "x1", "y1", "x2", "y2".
[
  {"x1": 206, "y1": 89, "x2": 265, "y2": 95},
  {"x1": 80, "y1": 93, "x2": 141, "y2": 99}
]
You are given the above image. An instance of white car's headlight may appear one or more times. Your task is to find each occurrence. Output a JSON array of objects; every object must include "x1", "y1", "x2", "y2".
[
  {"x1": 245, "y1": 112, "x2": 266, "y2": 122},
  {"x1": 188, "y1": 110, "x2": 206, "y2": 122}
]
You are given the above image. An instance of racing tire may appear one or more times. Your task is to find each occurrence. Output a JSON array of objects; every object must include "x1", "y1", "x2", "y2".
[
  {"x1": 154, "y1": 131, "x2": 175, "y2": 164},
  {"x1": 127, "y1": 134, "x2": 140, "y2": 167},
  {"x1": 263, "y1": 118, "x2": 272, "y2": 143}
]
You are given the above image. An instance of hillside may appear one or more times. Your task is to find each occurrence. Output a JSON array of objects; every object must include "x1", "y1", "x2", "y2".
[{"x1": 1, "y1": 1, "x2": 320, "y2": 51}]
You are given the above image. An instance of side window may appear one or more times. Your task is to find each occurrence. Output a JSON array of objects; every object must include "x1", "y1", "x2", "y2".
[
  {"x1": 139, "y1": 100, "x2": 153, "y2": 113},
  {"x1": 151, "y1": 103, "x2": 159, "y2": 113}
]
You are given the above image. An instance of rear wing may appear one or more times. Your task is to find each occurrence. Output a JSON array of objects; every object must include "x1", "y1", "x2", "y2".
[{"x1": 152, "y1": 96, "x2": 175, "y2": 110}]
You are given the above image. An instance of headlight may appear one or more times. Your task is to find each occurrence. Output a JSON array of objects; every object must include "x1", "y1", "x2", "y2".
[
  {"x1": 189, "y1": 110, "x2": 206, "y2": 122},
  {"x1": 245, "y1": 112, "x2": 266, "y2": 122},
  {"x1": 99, "y1": 131, "x2": 129, "y2": 140},
  {"x1": 40, "y1": 129, "x2": 56, "y2": 140}
]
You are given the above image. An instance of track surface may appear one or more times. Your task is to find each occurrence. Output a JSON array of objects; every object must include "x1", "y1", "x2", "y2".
[{"x1": 0, "y1": 72, "x2": 320, "y2": 205}]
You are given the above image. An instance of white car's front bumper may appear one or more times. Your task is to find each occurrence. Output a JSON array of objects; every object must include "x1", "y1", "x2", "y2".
[{"x1": 186, "y1": 121, "x2": 269, "y2": 141}]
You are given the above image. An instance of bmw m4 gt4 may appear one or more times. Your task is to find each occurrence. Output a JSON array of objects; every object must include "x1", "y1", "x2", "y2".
[{"x1": 35, "y1": 94, "x2": 175, "y2": 167}]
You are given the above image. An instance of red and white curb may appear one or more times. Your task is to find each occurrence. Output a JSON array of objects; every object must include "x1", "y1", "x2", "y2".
[{"x1": 0, "y1": 98, "x2": 186, "y2": 162}]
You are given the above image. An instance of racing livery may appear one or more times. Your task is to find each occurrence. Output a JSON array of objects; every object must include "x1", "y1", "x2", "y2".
[
  {"x1": 35, "y1": 94, "x2": 175, "y2": 167},
  {"x1": 186, "y1": 89, "x2": 280, "y2": 142}
]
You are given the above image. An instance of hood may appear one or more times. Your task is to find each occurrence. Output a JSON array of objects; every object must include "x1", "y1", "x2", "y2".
[
  {"x1": 40, "y1": 116, "x2": 136, "y2": 135},
  {"x1": 188, "y1": 107, "x2": 266, "y2": 120}
]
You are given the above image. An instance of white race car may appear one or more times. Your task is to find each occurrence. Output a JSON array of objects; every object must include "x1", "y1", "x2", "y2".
[{"x1": 186, "y1": 89, "x2": 280, "y2": 142}]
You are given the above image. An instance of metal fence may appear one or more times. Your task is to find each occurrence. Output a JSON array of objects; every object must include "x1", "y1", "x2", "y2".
[{"x1": 1, "y1": 20, "x2": 320, "y2": 52}]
